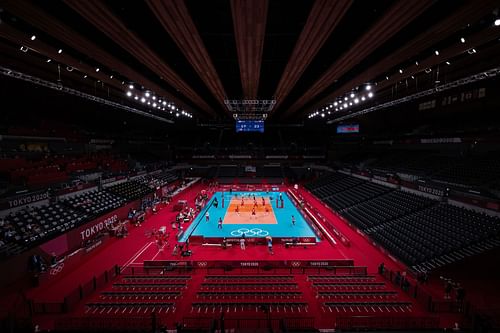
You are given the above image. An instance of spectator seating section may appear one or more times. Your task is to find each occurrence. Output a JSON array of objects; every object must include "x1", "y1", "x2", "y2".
[
  {"x1": 105, "y1": 181, "x2": 153, "y2": 201},
  {"x1": 369, "y1": 204, "x2": 500, "y2": 272},
  {"x1": 61, "y1": 190, "x2": 125, "y2": 217},
  {"x1": 0, "y1": 204, "x2": 89, "y2": 257},
  {"x1": 341, "y1": 191, "x2": 436, "y2": 231},
  {"x1": 324, "y1": 182, "x2": 393, "y2": 211}
]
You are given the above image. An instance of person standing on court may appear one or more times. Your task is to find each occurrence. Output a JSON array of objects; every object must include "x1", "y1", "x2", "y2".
[
  {"x1": 291, "y1": 215, "x2": 296, "y2": 226},
  {"x1": 218, "y1": 217, "x2": 223, "y2": 229},
  {"x1": 240, "y1": 236, "x2": 246, "y2": 250},
  {"x1": 205, "y1": 211, "x2": 210, "y2": 222}
]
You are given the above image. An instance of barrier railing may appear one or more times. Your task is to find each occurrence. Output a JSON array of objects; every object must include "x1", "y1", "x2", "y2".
[
  {"x1": 31, "y1": 264, "x2": 119, "y2": 314},
  {"x1": 335, "y1": 316, "x2": 440, "y2": 330},
  {"x1": 380, "y1": 268, "x2": 468, "y2": 314},
  {"x1": 182, "y1": 316, "x2": 315, "y2": 331}
]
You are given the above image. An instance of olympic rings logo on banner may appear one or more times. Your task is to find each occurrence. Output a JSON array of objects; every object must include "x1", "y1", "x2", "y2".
[
  {"x1": 230, "y1": 228, "x2": 269, "y2": 237},
  {"x1": 197, "y1": 261, "x2": 208, "y2": 267},
  {"x1": 49, "y1": 263, "x2": 65, "y2": 275},
  {"x1": 291, "y1": 261, "x2": 301, "y2": 267}
]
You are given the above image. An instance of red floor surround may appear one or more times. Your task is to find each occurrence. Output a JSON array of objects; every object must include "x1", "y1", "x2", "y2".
[{"x1": 18, "y1": 183, "x2": 467, "y2": 330}]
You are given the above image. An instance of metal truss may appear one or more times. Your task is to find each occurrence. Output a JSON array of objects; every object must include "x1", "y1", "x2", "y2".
[
  {"x1": 0, "y1": 66, "x2": 173, "y2": 123},
  {"x1": 224, "y1": 99, "x2": 276, "y2": 113},
  {"x1": 327, "y1": 66, "x2": 500, "y2": 124}
]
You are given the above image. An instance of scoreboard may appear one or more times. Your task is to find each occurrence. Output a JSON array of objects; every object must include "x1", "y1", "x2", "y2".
[{"x1": 236, "y1": 120, "x2": 264, "y2": 133}]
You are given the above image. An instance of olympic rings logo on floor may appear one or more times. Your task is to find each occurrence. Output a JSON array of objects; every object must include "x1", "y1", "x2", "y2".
[
  {"x1": 230, "y1": 228, "x2": 269, "y2": 237},
  {"x1": 49, "y1": 263, "x2": 65, "y2": 275}
]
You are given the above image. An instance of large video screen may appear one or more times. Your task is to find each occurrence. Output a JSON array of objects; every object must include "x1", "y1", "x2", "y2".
[
  {"x1": 236, "y1": 120, "x2": 264, "y2": 133},
  {"x1": 336, "y1": 124, "x2": 359, "y2": 133}
]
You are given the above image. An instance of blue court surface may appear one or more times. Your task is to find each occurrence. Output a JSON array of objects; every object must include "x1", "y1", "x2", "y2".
[{"x1": 180, "y1": 191, "x2": 319, "y2": 242}]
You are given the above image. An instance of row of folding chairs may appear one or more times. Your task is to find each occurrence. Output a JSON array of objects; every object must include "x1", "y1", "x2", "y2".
[
  {"x1": 313, "y1": 282, "x2": 386, "y2": 291},
  {"x1": 121, "y1": 276, "x2": 191, "y2": 283},
  {"x1": 205, "y1": 275, "x2": 294, "y2": 282},
  {"x1": 323, "y1": 301, "x2": 412, "y2": 313},
  {"x1": 191, "y1": 301, "x2": 308, "y2": 314},
  {"x1": 111, "y1": 285, "x2": 185, "y2": 292},
  {"x1": 308, "y1": 275, "x2": 376, "y2": 283},
  {"x1": 123, "y1": 275, "x2": 191, "y2": 279},
  {"x1": 317, "y1": 291, "x2": 398, "y2": 300},
  {"x1": 113, "y1": 282, "x2": 187, "y2": 287},
  {"x1": 197, "y1": 291, "x2": 302, "y2": 300},
  {"x1": 100, "y1": 291, "x2": 181, "y2": 301},
  {"x1": 85, "y1": 302, "x2": 176, "y2": 315},
  {"x1": 200, "y1": 282, "x2": 299, "y2": 291}
]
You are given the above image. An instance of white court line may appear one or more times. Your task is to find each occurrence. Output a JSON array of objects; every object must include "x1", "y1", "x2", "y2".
[
  {"x1": 122, "y1": 241, "x2": 154, "y2": 270},
  {"x1": 151, "y1": 249, "x2": 162, "y2": 261}
]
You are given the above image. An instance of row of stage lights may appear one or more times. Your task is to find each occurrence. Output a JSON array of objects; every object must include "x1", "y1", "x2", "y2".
[
  {"x1": 24, "y1": 35, "x2": 193, "y2": 119},
  {"x1": 308, "y1": 85, "x2": 374, "y2": 119},
  {"x1": 125, "y1": 85, "x2": 192, "y2": 118},
  {"x1": 308, "y1": 18, "x2": 500, "y2": 121}
]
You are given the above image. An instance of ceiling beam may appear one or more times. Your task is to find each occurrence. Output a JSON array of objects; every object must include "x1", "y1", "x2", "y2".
[
  {"x1": 282, "y1": 0, "x2": 434, "y2": 119},
  {"x1": 146, "y1": 0, "x2": 229, "y2": 114},
  {"x1": 272, "y1": 0, "x2": 352, "y2": 111},
  {"x1": 64, "y1": 0, "x2": 215, "y2": 116},
  {"x1": 308, "y1": 0, "x2": 500, "y2": 115},
  {"x1": 230, "y1": 0, "x2": 269, "y2": 99},
  {"x1": 1, "y1": 0, "x2": 209, "y2": 117}
]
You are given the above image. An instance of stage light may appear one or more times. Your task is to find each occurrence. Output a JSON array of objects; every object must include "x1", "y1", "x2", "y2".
[
  {"x1": 361, "y1": 96, "x2": 366, "y2": 101},
  {"x1": 110, "y1": 75, "x2": 113, "y2": 79},
  {"x1": 386, "y1": 76, "x2": 389, "y2": 80},
  {"x1": 339, "y1": 106, "x2": 343, "y2": 110},
  {"x1": 129, "y1": 84, "x2": 134, "y2": 89},
  {"x1": 145, "y1": 91, "x2": 150, "y2": 97},
  {"x1": 126, "y1": 91, "x2": 132, "y2": 97},
  {"x1": 335, "y1": 108, "x2": 338, "y2": 111},
  {"x1": 163, "y1": 101, "x2": 167, "y2": 106},
  {"x1": 83, "y1": 75, "x2": 87, "y2": 78},
  {"x1": 399, "y1": 69, "x2": 403, "y2": 74},
  {"x1": 366, "y1": 85, "x2": 372, "y2": 91},
  {"x1": 495, "y1": 18, "x2": 500, "y2": 26},
  {"x1": 415, "y1": 61, "x2": 419, "y2": 66},
  {"x1": 321, "y1": 113, "x2": 325, "y2": 117},
  {"x1": 170, "y1": 105, "x2": 175, "y2": 110},
  {"x1": 152, "y1": 96, "x2": 156, "y2": 100},
  {"x1": 20, "y1": 46, "x2": 28, "y2": 52},
  {"x1": 343, "y1": 103, "x2": 348, "y2": 108},
  {"x1": 140, "y1": 97, "x2": 146, "y2": 103},
  {"x1": 468, "y1": 48, "x2": 477, "y2": 54},
  {"x1": 147, "y1": 101, "x2": 151, "y2": 105},
  {"x1": 460, "y1": 37, "x2": 465, "y2": 43},
  {"x1": 350, "y1": 93, "x2": 355, "y2": 98},
  {"x1": 46, "y1": 59, "x2": 51, "y2": 63},
  {"x1": 31, "y1": 35, "x2": 36, "y2": 41},
  {"x1": 153, "y1": 102, "x2": 157, "y2": 107},
  {"x1": 176, "y1": 113, "x2": 179, "y2": 117},
  {"x1": 328, "y1": 111, "x2": 331, "y2": 114},
  {"x1": 58, "y1": 49, "x2": 63, "y2": 54},
  {"x1": 446, "y1": 61, "x2": 451, "y2": 65},
  {"x1": 434, "y1": 50, "x2": 439, "y2": 56},
  {"x1": 95, "y1": 68, "x2": 100, "y2": 72},
  {"x1": 344, "y1": 96, "x2": 348, "y2": 101},
  {"x1": 368, "y1": 92, "x2": 374, "y2": 98},
  {"x1": 134, "y1": 95, "x2": 139, "y2": 100},
  {"x1": 349, "y1": 102, "x2": 353, "y2": 106},
  {"x1": 411, "y1": 75, "x2": 415, "y2": 79},
  {"x1": 334, "y1": 101, "x2": 338, "y2": 106},
  {"x1": 354, "y1": 98, "x2": 359, "y2": 104}
]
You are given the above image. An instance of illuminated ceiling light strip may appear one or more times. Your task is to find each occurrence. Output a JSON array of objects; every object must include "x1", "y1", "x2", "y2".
[
  {"x1": 0, "y1": 65, "x2": 173, "y2": 123},
  {"x1": 328, "y1": 66, "x2": 500, "y2": 124}
]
